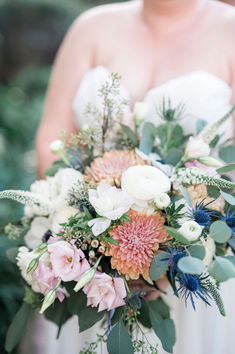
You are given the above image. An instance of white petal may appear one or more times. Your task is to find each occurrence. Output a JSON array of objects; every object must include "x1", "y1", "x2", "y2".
[{"x1": 88, "y1": 218, "x2": 111, "y2": 236}]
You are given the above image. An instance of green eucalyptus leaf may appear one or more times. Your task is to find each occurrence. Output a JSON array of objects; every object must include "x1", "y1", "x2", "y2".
[
  {"x1": 139, "y1": 122, "x2": 157, "y2": 154},
  {"x1": 137, "y1": 300, "x2": 151, "y2": 328},
  {"x1": 178, "y1": 256, "x2": 206, "y2": 275},
  {"x1": 149, "y1": 253, "x2": 168, "y2": 281},
  {"x1": 107, "y1": 320, "x2": 134, "y2": 354},
  {"x1": 207, "y1": 185, "x2": 220, "y2": 199},
  {"x1": 147, "y1": 301, "x2": 175, "y2": 353},
  {"x1": 196, "y1": 119, "x2": 207, "y2": 134},
  {"x1": 220, "y1": 191, "x2": 235, "y2": 206},
  {"x1": 44, "y1": 160, "x2": 66, "y2": 177},
  {"x1": 78, "y1": 306, "x2": 105, "y2": 332},
  {"x1": 217, "y1": 164, "x2": 235, "y2": 174},
  {"x1": 111, "y1": 307, "x2": 125, "y2": 326},
  {"x1": 219, "y1": 145, "x2": 235, "y2": 163},
  {"x1": 209, "y1": 221, "x2": 232, "y2": 243},
  {"x1": 226, "y1": 256, "x2": 235, "y2": 266},
  {"x1": 165, "y1": 226, "x2": 190, "y2": 245},
  {"x1": 164, "y1": 148, "x2": 183, "y2": 165},
  {"x1": 5, "y1": 303, "x2": 33, "y2": 353},
  {"x1": 121, "y1": 124, "x2": 138, "y2": 147},
  {"x1": 228, "y1": 237, "x2": 235, "y2": 250},
  {"x1": 188, "y1": 245, "x2": 206, "y2": 260},
  {"x1": 208, "y1": 257, "x2": 235, "y2": 282}
]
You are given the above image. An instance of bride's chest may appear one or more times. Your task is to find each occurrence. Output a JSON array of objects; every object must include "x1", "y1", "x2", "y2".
[{"x1": 95, "y1": 28, "x2": 231, "y2": 103}]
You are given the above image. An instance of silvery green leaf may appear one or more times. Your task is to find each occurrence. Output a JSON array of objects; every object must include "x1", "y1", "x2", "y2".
[
  {"x1": 208, "y1": 257, "x2": 235, "y2": 282},
  {"x1": 178, "y1": 256, "x2": 206, "y2": 275},
  {"x1": 209, "y1": 221, "x2": 232, "y2": 243}
]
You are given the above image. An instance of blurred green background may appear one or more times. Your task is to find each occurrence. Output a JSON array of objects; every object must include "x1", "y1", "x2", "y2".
[{"x1": 0, "y1": 0, "x2": 125, "y2": 352}]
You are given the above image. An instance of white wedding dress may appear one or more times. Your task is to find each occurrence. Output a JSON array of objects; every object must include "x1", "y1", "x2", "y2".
[{"x1": 32, "y1": 67, "x2": 235, "y2": 354}]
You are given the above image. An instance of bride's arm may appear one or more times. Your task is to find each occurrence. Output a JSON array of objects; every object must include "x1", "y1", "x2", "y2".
[{"x1": 36, "y1": 14, "x2": 96, "y2": 178}]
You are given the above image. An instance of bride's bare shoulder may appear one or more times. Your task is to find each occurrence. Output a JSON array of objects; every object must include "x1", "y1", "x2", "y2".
[
  {"x1": 209, "y1": 0, "x2": 235, "y2": 27},
  {"x1": 71, "y1": 1, "x2": 139, "y2": 34}
]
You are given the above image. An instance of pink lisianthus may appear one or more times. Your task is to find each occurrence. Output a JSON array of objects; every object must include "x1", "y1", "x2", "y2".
[
  {"x1": 185, "y1": 160, "x2": 219, "y2": 177},
  {"x1": 83, "y1": 272, "x2": 126, "y2": 312},
  {"x1": 33, "y1": 261, "x2": 65, "y2": 302},
  {"x1": 47, "y1": 240, "x2": 90, "y2": 282}
]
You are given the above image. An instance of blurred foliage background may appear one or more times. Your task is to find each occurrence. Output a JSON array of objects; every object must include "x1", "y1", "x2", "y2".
[{"x1": 0, "y1": 0, "x2": 126, "y2": 352}]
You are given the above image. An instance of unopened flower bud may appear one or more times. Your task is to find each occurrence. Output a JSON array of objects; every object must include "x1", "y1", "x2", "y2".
[
  {"x1": 50, "y1": 139, "x2": 64, "y2": 154},
  {"x1": 73, "y1": 257, "x2": 102, "y2": 292},
  {"x1": 74, "y1": 267, "x2": 96, "y2": 292},
  {"x1": 40, "y1": 289, "x2": 57, "y2": 314},
  {"x1": 185, "y1": 137, "x2": 210, "y2": 159},
  {"x1": 81, "y1": 244, "x2": 88, "y2": 251},
  {"x1": 133, "y1": 102, "x2": 148, "y2": 126},
  {"x1": 27, "y1": 258, "x2": 39, "y2": 274},
  {"x1": 197, "y1": 157, "x2": 222, "y2": 167},
  {"x1": 154, "y1": 193, "x2": 171, "y2": 209},
  {"x1": 36, "y1": 243, "x2": 48, "y2": 253},
  {"x1": 81, "y1": 124, "x2": 90, "y2": 132}
]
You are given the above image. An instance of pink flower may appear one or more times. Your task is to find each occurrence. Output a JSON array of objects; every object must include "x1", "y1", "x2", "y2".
[
  {"x1": 33, "y1": 261, "x2": 65, "y2": 302},
  {"x1": 185, "y1": 160, "x2": 219, "y2": 177},
  {"x1": 47, "y1": 240, "x2": 90, "y2": 282},
  {"x1": 83, "y1": 272, "x2": 126, "y2": 312}
]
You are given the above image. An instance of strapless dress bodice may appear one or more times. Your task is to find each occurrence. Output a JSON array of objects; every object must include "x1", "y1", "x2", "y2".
[{"x1": 73, "y1": 66, "x2": 233, "y2": 138}]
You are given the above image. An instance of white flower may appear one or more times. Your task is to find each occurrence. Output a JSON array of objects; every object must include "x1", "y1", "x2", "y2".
[
  {"x1": 50, "y1": 206, "x2": 79, "y2": 233},
  {"x1": 201, "y1": 236, "x2": 216, "y2": 266},
  {"x1": 179, "y1": 221, "x2": 202, "y2": 242},
  {"x1": 49, "y1": 139, "x2": 64, "y2": 154},
  {"x1": 40, "y1": 289, "x2": 57, "y2": 314},
  {"x1": 133, "y1": 102, "x2": 148, "y2": 126},
  {"x1": 154, "y1": 193, "x2": 171, "y2": 209},
  {"x1": 89, "y1": 183, "x2": 133, "y2": 220},
  {"x1": 121, "y1": 165, "x2": 171, "y2": 205},
  {"x1": 185, "y1": 137, "x2": 210, "y2": 159},
  {"x1": 73, "y1": 267, "x2": 96, "y2": 292},
  {"x1": 25, "y1": 168, "x2": 83, "y2": 217},
  {"x1": 88, "y1": 217, "x2": 111, "y2": 236},
  {"x1": 135, "y1": 149, "x2": 173, "y2": 176},
  {"x1": 16, "y1": 247, "x2": 41, "y2": 292},
  {"x1": 24, "y1": 216, "x2": 51, "y2": 249}
]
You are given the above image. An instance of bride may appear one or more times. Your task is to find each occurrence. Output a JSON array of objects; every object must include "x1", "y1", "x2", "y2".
[{"x1": 35, "y1": 1, "x2": 235, "y2": 353}]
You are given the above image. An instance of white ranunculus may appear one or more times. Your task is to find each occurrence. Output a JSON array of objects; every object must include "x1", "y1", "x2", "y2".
[
  {"x1": 89, "y1": 183, "x2": 133, "y2": 220},
  {"x1": 201, "y1": 236, "x2": 216, "y2": 266},
  {"x1": 50, "y1": 206, "x2": 79, "y2": 233},
  {"x1": 49, "y1": 139, "x2": 64, "y2": 154},
  {"x1": 121, "y1": 165, "x2": 171, "y2": 203},
  {"x1": 24, "y1": 217, "x2": 51, "y2": 249},
  {"x1": 133, "y1": 102, "x2": 148, "y2": 126},
  {"x1": 25, "y1": 168, "x2": 83, "y2": 217},
  {"x1": 16, "y1": 247, "x2": 41, "y2": 292},
  {"x1": 179, "y1": 220, "x2": 202, "y2": 242},
  {"x1": 154, "y1": 193, "x2": 171, "y2": 209},
  {"x1": 185, "y1": 137, "x2": 210, "y2": 159}
]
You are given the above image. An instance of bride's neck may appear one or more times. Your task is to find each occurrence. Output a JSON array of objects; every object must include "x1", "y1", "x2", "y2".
[{"x1": 141, "y1": 0, "x2": 208, "y2": 32}]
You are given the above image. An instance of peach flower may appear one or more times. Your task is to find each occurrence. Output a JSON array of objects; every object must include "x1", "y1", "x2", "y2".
[
  {"x1": 83, "y1": 272, "x2": 126, "y2": 312},
  {"x1": 47, "y1": 240, "x2": 90, "y2": 282},
  {"x1": 85, "y1": 150, "x2": 145, "y2": 186}
]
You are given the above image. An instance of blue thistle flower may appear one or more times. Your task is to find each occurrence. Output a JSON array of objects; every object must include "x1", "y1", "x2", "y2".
[
  {"x1": 175, "y1": 273, "x2": 211, "y2": 310},
  {"x1": 222, "y1": 208, "x2": 235, "y2": 236},
  {"x1": 161, "y1": 247, "x2": 186, "y2": 280},
  {"x1": 186, "y1": 199, "x2": 218, "y2": 228}
]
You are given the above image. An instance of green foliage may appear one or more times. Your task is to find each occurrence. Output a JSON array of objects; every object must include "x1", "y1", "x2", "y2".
[
  {"x1": 107, "y1": 320, "x2": 134, "y2": 354},
  {"x1": 187, "y1": 245, "x2": 205, "y2": 260},
  {"x1": 209, "y1": 221, "x2": 232, "y2": 243},
  {"x1": 165, "y1": 226, "x2": 190, "y2": 245},
  {"x1": 5, "y1": 302, "x2": 33, "y2": 353},
  {"x1": 177, "y1": 256, "x2": 206, "y2": 275},
  {"x1": 219, "y1": 145, "x2": 235, "y2": 163},
  {"x1": 208, "y1": 257, "x2": 235, "y2": 282},
  {"x1": 139, "y1": 122, "x2": 157, "y2": 154},
  {"x1": 149, "y1": 253, "x2": 168, "y2": 281}
]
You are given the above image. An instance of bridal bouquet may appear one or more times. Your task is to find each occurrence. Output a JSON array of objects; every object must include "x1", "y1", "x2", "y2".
[{"x1": 1, "y1": 74, "x2": 235, "y2": 354}]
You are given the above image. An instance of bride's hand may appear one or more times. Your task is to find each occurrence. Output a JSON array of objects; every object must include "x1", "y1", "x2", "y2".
[{"x1": 128, "y1": 277, "x2": 169, "y2": 301}]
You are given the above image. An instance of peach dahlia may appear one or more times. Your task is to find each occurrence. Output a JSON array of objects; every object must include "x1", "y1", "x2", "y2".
[
  {"x1": 85, "y1": 150, "x2": 145, "y2": 186},
  {"x1": 106, "y1": 210, "x2": 168, "y2": 282}
]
